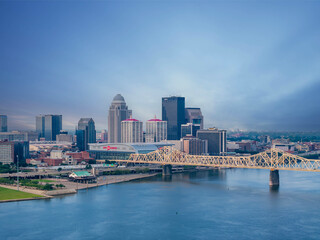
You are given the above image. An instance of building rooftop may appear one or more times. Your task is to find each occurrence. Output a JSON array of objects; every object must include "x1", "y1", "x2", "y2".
[
  {"x1": 148, "y1": 118, "x2": 163, "y2": 122},
  {"x1": 72, "y1": 171, "x2": 92, "y2": 177},
  {"x1": 112, "y1": 94, "x2": 125, "y2": 103},
  {"x1": 123, "y1": 118, "x2": 139, "y2": 122}
]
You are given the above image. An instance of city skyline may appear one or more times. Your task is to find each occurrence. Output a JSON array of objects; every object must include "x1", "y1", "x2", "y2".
[{"x1": 1, "y1": 1, "x2": 320, "y2": 131}]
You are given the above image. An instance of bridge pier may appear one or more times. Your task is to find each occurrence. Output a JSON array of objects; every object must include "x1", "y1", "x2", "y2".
[
  {"x1": 162, "y1": 165, "x2": 172, "y2": 176},
  {"x1": 269, "y1": 169, "x2": 279, "y2": 187}
]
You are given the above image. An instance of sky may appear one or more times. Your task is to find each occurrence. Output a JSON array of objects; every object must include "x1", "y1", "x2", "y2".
[{"x1": 0, "y1": 0, "x2": 320, "y2": 132}]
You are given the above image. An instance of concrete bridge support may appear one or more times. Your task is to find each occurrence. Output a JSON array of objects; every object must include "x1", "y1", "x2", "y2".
[
  {"x1": 162, "y1": 165, "x2": 172, "y2": 176},
  {"x1": 269, "y1": 169, "x2": 279, "y2": 187}
]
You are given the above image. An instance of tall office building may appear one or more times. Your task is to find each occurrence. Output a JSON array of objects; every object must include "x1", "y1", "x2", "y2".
[
  {"x1": 75, "y1": 130, "x2": 85, "y2": 151},
  {"x1": 77, "y1": 118, "x2": 96, "y2": 151},
  {"x1": 181, "y1": 123, "x2": 201, "y2": 138},
  {"x1": 196, "y1": 128, "x2": 227, "y2": 155},
  {"x1": 36, "y1": 115, "x2": 62, "y2": 141},
  {"x1": 145, "y1": 117, "x2": 167, "y2": 143},
  {"x1": 162, "y1": 96, "x2": 185, "y2": 140},
  {"x1": 0, "y1": 115, "x2": 8, "y2": 132},
  {"x1": 185, "y1": 108, "x2": 204, "y2": 129},
  {"x1": 121, "y1": 118, "x2": 143, "y2": 143},
  {"x1": 108, "y1": 94, "x2": 132, "y2": 143}
]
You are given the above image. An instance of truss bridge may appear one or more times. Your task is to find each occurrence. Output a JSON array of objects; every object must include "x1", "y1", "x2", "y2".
[{"x1": 116, "y1": 147, "x2": 320, "y2": 187}]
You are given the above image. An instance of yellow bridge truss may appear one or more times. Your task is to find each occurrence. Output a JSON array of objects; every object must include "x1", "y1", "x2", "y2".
[{"x1": 117, "y1": 147, "x2": 320, "y2": 172}]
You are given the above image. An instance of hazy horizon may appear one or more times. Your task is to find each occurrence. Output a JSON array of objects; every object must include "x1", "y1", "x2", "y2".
[{"x1": 1, "y1": 1, "x2": 320, "y2": 132}]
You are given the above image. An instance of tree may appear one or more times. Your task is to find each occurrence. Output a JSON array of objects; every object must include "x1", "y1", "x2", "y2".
[{"x1": 57, "y1": 167, "x2": 62, "y2": 172}]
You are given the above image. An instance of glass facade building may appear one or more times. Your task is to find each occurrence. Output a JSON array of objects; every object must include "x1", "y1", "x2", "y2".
[
  {"x1": 162, "y1": 96, "x2": 185, "y2": 140},
  {"x1": 0, "y1": 115, "x2": 8, "y2": 132},
  {"x1": 36, "y1": 115, "x2": 62, "y2": 141},
  {"x1": 181, "y1": 123, "x2": 201, "y2": 138},
  {"x1": 77, "y1": 118, "x2": 96, "y2": 150}
]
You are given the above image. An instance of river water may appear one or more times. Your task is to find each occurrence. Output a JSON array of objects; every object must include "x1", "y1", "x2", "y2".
[{"x1": 1, "y1": 169, "x2": 320, "y2": 240}]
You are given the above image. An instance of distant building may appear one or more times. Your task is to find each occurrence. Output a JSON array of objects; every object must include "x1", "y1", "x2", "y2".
[
  {"x1": 145, "y1": 117, "x2": 167, "y2": 143},
  {"x1": 185, "y1": 108, "x2": 204, "y2": 129},
  {"x1": 77, "y1": 118, "x2": 96, "y2": 150},
  {"x1": 182, "y1": 136, "x2": 208, "y2": 155},
  {"x1": 0, "y1": 115, "x2": 8, "y2": 132},
  {"x1": 273, "y1": 143, "x2": 295, "y2": 152},
  {"x1": 0, "y1": 131, "x2": 38, "y2": 141},
  {"x1": 181, "y1": 123, "x2": 201, "y2": 138},
  {"x1": 121, "y1": 118, "x2": 143, "y2": 143},
  {"x1": 100, "y1": 130, "x2": 108, "y2": 143},
  {"x1": 56, "y1": 130, "x2": 73, "y2": 143},
  {"x1": 0, "y1": 141, "x2": 14, "y2": 164},
  {"x1": 0, "y1": 141, "x2": 29, "y2": 164},
  {"x1": 88, "y1": 142, "x2": 173, "y2": 161},
  {"x1": 42, "y1": 158, "x2": 63, "y2": 166},
  {"x1": 259, "y1": 135, "x2": 271, "y2": 144},
  {"x1": 108, "y1": 94, "x2": 132, "y2": 143},
  {"x1": 36, "y1": 115, "x2": 62, "y2": 141},
  {"x1": 50, "y1": 150, "x2": 64, "y2": 159},
  {"x1": 76, "y1": 129, "x2": 85, "y2": 151},
  {"x1": 162, "y1": 96, "x2": 185, "y2": 140},
  {"x1": 196, "y1": 128, "x2": 227, "y2": 155}
]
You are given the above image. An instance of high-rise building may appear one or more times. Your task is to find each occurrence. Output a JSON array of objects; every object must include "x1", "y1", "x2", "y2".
[
  {"x1": 77, "y1": 118, "x2": 96, "y2": 151},
  {"x1": 121, "y1": 118, "x2": 143, "y2": 143},
  {"x1": 181, "y1": 136, "x2": 208, "y2": 155},
  {"x1": 162, "y1": 96, "x2": 185, "y2": 140},
  {"x1": 181, "y1": 123, "x2": 201, "y2": 138},
  {"x1": 0, "y1": 115, "x2": 8, "y2": 132},
  {"x1": 196, "y1": 128, "x2": 227, "y2": 155},
  {"x1": 145, "y1": 117, "x2": 167, "y2": 143},
  {"x1": 36, "y1": 115, "x2": 62, "y2": 141},
  {"x1": 75, "y1": 130, "x2": 85, "y2": 151},
  {"x1": 185, "y1": 108, "x2": 204, "y2": 129},
  {"x1": 108, "y1": 94, "x2": 132, "y2": 143}
]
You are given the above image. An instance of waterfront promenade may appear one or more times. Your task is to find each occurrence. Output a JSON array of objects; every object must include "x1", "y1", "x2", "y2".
[{"x1": 0, "y1": 173, "x2": 157, "y2": 203}]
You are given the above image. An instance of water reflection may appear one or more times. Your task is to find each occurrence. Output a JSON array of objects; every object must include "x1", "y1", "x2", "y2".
[{"x1": 269, "y1": 185, "x2": 280, "y2": 193}]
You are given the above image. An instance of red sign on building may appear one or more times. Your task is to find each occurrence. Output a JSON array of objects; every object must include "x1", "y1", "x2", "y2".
[{"x1": 103, "y1": 146, "x2": 118, "y2": 151}]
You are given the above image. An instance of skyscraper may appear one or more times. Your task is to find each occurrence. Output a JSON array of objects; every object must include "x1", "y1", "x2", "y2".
[
  {"x1": 145, "y1": 117, "x2": 167, "y2": 143},
  {"x1": 36, "y1": 115, "x2": 62, "y2": 141},
  {"x1": 162, "y1": 96, "x2": 185, "y2": 140},
  {"x1": 77, "y1": 118, "x2": 96, "y2": 150},
  {"x1": 0, "y1": 115, "x2": 8, "y2": 132},
  {"x1": 108, "y1": 94, "x2": 132, "y2": 143},
  {"x1": 121, "y1": 118, "x2": 143, "y2": 143},
  {"x1": 185, "y1": 108, "x2": 204, "y2": 129}
]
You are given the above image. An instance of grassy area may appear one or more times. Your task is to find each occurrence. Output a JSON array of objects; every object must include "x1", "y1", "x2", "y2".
[
  {"x1": 38, "y1": 179, "x2": 55, "y2": 183},
  {"x1": 0, "y1": 186, "x2": 43, "y2": 201}
]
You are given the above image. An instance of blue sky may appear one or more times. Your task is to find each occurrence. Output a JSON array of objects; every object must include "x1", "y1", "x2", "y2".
[{"x1": 1, "y1": 0, "x2": 320, "y2": 131}]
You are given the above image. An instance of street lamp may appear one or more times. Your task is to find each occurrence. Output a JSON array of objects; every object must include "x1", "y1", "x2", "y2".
[{"x1": 16, "y1": 155, "x2": 19, "y2": 191}]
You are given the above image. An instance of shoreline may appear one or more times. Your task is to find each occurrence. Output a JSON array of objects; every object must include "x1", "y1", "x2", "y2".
[{"x1": 0, "y1": 173, "x2": 159, "y2": 203}]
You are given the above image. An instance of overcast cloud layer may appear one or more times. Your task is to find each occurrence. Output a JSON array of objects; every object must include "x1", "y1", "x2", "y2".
[{"x1": 0, "y1": 1, "x2": 320, "y2": 131}]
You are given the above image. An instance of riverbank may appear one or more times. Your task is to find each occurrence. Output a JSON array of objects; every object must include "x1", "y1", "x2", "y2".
[{"x1": 0, "y1": 173, "x2": 158, "y2": 203}]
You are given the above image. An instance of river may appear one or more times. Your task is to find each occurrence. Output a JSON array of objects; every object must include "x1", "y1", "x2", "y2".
[{"x1": 1, "y1": 169, "x2": 320, "y2": 240}]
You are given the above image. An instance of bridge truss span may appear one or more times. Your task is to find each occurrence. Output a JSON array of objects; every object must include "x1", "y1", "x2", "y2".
[{"x1": 121, "y1": 147, "x2": 320, "y2": 172}]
